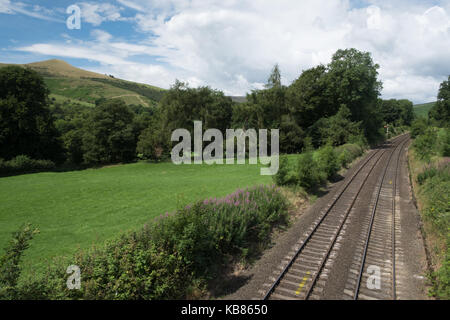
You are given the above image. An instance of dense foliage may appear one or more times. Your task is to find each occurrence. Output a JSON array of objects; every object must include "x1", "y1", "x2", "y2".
[
  {"x1": 274, "y1": 143, "x2": 364, "y2": 190},
  {"x1": 429, "y1": 76, "x2": 450, "y2": 127},
  {"x1": 377, "y1": 98, "x2": 415, "y2": 126},
  {"x1": 0, "y1": 66, "x2": 64, "y2": 163},
  {"x1": 410, "y1": 127, "x2": 449, "y2": 299},
  {"x1": 82, "y1": 99, "x2": 137, "y2": 164},
  {"x1": 0, "y1": 155, "x2": 55, "y2": 176}
]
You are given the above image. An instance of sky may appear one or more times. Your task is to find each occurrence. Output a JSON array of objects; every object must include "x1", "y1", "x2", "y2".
[{"x1": 0, "y1": 0, "x2": 449, "y2": 103}]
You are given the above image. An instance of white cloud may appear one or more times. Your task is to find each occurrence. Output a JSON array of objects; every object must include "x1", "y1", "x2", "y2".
[
  {"x1": 15, "y1": 32, "x2": 181, "y2": 89},
  {"x1": 114, "y1": 0, "x2": 448, "y2": 101},
  {"x1": 91, "y1": 29, "x2": 113, "y2": 43},
  {"x1": 0, "y1": 0, "x2": 13, "y2": 14},
  {"x1": 12, "y1": 0, "x2": 450, "y2": 102},
  {"x1": 0, "y1": 0, "x2": 63, "y2": 22},
  {"x1": 78, "y1": 2, "x2": 126, "y2": 26}
]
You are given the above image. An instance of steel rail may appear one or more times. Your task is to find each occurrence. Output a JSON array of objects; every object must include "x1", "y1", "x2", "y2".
[
  {"x1": 353, "y1": 136, "x2": 409, "y2": 300},
  {"x1": 263, "y1": 134, "x2": 407, "y2": 300}
]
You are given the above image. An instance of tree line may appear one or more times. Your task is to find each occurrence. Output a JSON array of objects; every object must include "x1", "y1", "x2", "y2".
[{"x1": 1, "y1": 48, "x2": 441, "y2": 172}]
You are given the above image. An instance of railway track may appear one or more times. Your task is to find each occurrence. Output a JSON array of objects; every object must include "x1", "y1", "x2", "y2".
[
  {"x1": 349, "y1": 136, "x2": 409, "y2": 300},
  {"x1": 263, "y1": 135, "x2": 409, "y2": 300}
]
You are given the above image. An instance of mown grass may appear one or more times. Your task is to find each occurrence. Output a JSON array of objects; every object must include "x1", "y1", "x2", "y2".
[{"x1": 0, "y1": 161, "x2": 271, "y2": 277}]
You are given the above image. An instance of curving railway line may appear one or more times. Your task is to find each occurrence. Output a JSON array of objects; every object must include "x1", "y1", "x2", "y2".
[{"x1": 263, "y1": 134, "x2": 410, "y2": 300}]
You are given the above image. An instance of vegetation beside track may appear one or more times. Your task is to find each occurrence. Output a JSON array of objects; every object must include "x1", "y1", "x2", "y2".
[{"x1": 408, "y1": 124, "x2": 449, "y2": 299}]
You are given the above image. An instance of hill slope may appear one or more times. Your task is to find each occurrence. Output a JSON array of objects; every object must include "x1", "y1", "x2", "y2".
[
  {"x1": 0, "y1": 59, "x2": 165, "y2": 107},
  {"x1": 413, "y1": 102, "x2": 435, "y2": 118}
]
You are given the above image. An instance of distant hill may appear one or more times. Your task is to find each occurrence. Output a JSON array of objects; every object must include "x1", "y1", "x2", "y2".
[
  {"x1": 0, "y1": 59, "x2": 165, "y2": 107},
  {"x1": 413, "y1": 102, "x2": 435, "y2": 119},
  {"x1": 229, "y1": 96, "x2": 247, "y2": 103}
]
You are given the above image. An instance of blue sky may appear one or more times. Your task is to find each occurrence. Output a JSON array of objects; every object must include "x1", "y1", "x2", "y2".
[{"x1": 1, "y1": 0, "x2": 449, "y2": 103}]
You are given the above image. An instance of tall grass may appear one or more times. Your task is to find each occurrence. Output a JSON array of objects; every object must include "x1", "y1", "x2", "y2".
[{"x1": 409, "y1": 127, "x2": 449, "y2": 299}]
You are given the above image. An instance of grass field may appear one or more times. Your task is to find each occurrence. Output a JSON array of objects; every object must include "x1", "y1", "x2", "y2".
[
  {"x1": 0, "y1": 161, "x2": 271, "y2": 276},
  {"x1": 413, "y1": 102, "x2": 435, "y2": 118}
]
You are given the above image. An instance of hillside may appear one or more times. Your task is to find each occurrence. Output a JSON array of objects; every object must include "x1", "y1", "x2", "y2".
[
  {"x1": 0, "y1": 59, "x2": 166, "y2": 107},
  {"x1": 413, "y1": 101, "x2": 435, "y2": 118},
  {"x1": 230, "y1": 96, "x2": 247, "y2": 103}
]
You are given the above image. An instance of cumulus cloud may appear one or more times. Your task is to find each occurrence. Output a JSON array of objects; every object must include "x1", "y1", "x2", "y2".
[
  {"x1": 117, "y1": 0, "x2": 449, "y2": 101},
  {"x1": 78, "y1": 2, "x2": 127, "y2": 26}
]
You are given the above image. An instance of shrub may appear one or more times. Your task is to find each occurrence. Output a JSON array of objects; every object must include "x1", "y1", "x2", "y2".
[
  {"x1": 413, "y1": 128, "x2": 437, "y2": 162},
  {"x1": 438, "y1": 128, "x2": 450, "y2": 157},
  {"x1": 410, "y1": 117, "x2": 428, "y2": 139},
  {"x1": 274, "y1": 156, "x2": 298, "y2": 186},
  {"x1": 337, "y1": 148, "x2": 352, "y2": 168},
  {"x1": 0, "y1": 224, "x2": 39, "y2": 299},
  {"x1": 315, "y1": 146, "x2": 339, "y2": 179},
  {"x1": 417, "y1": 167, "x2": 438, "y2": 185},
  {"x1": 335, "y1": 143, "x2": 364, "y2": 168},
  {"x1": 0, "y1": 155, "x2": 55, "y2": 176},
  {"x1": 296, "y1": 152, "x2": 322, "y2": 190},
  {"x1": 348, "y1": 134, "x2": 368, "y2": 148}
]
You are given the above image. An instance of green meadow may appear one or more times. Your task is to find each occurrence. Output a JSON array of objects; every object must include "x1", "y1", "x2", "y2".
[{"x1": 0, "y1": 161, "x2": 271, "y2": 275}]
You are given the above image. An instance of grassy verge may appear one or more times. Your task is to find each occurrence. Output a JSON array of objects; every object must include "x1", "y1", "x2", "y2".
[{"x1": 408, "y1": 131, "x2": 449, "y2": 299}]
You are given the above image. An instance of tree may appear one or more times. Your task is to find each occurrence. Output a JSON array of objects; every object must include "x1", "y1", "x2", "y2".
[
  {"x1": 429, "y1": 76, "x2": 450, "y2": 127},
  {"x1": 245, "y1": 85, "x2": 287, "y2": 130},
  {"x1": 286, "y1": 65, "x2": 334, "y2": 129},
  {"x1": 82, "y1": 99, "x2": 136, "y2": 164},
  {"x1": 0, "y1": 66, "x2": 63, "y2": 162},
  {"x1": 265, "y1": 64, "x2": 281, "y2": 89},
  {"x1": 397, "y1": 99, "x2": 415, "y2": 126},
  {"x1": 410, "y1": 117, "x2": 428, "y2": 139},
  {"x1": 137, "y1": 111, "x2": 170, "y2": 161},
  {"x1": 378, "y1": 99, "x2": 414, "y2": 126},
  {"x1": 326, "y1": 48, "x2": 383, "y2": 143},
  {"x1": 160, "y1": 81, "x2": 233, "y2": 135},
  {"x1": 279, "y1": 114, "x2": 304, "y2": 154},
  {"x1": 311, "y1": 105, "x2": 364, "y2": 147}
]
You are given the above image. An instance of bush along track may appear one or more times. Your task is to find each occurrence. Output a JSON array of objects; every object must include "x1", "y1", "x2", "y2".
[
  {"x1": 408, "y1": 127, "x2": 449, "y2": 299},
  {"x1": 274, "y1": 142, "x2": 366, "y2": 191},
  {"x1": 0, "y1": 185, "x2": 289, "y2": 300}
]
